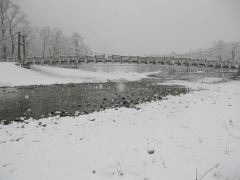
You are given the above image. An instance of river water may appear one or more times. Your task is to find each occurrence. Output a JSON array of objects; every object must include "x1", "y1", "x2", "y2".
[{"x1": 0, "y1": 64, "x2": 239, "y2": 124}]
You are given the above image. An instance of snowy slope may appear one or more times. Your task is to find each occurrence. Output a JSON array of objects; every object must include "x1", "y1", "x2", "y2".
[
  {"x1": 1, "y1": 79, "x2": 240, "y2": 180},
  {"x1": 0, "y1": 62, "x2": 154, "y2": 87}
]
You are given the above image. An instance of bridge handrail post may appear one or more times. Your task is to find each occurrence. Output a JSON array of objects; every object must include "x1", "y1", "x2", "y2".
[
  {"x1": 220, "y1": 60, "x2": 223, "y2": 68},
  {"x1": 171, "y1": 57, "x2": 175, "y2": 65},
  {"x1": 234, "y1": 61, "x2": 238, "y2": 69},
  {"x1": 67, "y1": 56, "x2": 70, "y2": 63},
  {"x1": 163, "y1": 56, "x2": 166, "y2": 65},
  {"x1": 147, "y1": 56, "x2": 149, "y2": 64},
  {"x1": 228, "y1": 61, "x2": 231, "y2": 69},
  {"x1": 94, "y1": 55, "x2": 96, "y2": 63},
  {"x1": 213, "y1": 60, "x2": 216, "y2": 67},
  {"x1": 170, "y1": 56, "x2": 174, "y2": 65},
  {"x1": 103, "y1": 54, "x2": 106, "y2": 63},
  {"x1": 196, "y1": 58, "x2": 199, "y2": 66},
  {"x1": 179, "y1": 57, "x2": 182, "y2": 65},
  {"x1": 187, "y1": 58, "x2": 191, "y2": 66},
  {"x1": 154, "y1": 57, "x2": 158, "y2": 64},
  {"x1": 58, "y1": 56, "x2": 61, "y2": 63},
  {"x1": 111, "y1": 55, "x2": 113, "y2": 63},
  {"x1": 137, "y1": 56, "x2": 140, "y2": 64}
]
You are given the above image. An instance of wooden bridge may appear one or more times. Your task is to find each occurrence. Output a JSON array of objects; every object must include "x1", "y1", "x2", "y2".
[
  {"x1": 16, "y1": 55, "x2": 240, "y2": 70},
  {"x1": 4, "y1": 32, "x2": 239, "y2": 70}
]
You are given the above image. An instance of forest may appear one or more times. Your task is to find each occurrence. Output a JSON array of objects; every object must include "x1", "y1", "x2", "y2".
[
  {"x1": 1, "y1": 0, "x2": 240, "y2": 62},
  {"x1": 0, "y1": 0, "x2": 92, "y2": 60}
]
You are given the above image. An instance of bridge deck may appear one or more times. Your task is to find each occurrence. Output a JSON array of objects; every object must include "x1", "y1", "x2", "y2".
[{"x1": 17, "y1": 55, "x2": 240, "y2": 70}]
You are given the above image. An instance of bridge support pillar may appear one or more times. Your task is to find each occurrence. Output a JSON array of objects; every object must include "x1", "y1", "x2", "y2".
[{"x1": 17, "y1": 32, "x2": 26, "y2": 64}]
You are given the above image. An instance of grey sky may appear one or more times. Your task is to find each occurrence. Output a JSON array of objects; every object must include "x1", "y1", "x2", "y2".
[{"x1": 16, "y1": 0, "x2": 240, "y2": 55}]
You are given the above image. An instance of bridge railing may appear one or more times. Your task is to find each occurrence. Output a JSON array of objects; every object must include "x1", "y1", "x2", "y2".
[{"x1": 20, "y1": 55, "x2": 240, "y2": 69}]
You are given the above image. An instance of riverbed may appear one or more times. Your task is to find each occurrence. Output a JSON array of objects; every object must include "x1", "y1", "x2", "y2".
[{"x1": 0, "y1": 64, "x2": 239, "y2": 124}]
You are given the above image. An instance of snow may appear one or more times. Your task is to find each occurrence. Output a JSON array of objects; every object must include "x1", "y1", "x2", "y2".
[
  {"x1": 1, "y1": 78, "x2": 240, "y2": 180},
  {"x1": 0, "y1": 62, "x2": 154, "y2": 87}
]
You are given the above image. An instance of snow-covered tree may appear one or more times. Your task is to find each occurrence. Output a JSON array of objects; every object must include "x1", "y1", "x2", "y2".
[
  {"x1": 0, "y1": 0, "x2": 10, "y2": 60},
  {"x1": 71, "y1": 32, "x2": 82, "y2": 56},
  {"x1": 6, "y1": 3, "x2": 28, "y2": 56},
  {"x1": 0, "y1": 0, "x2": 92, "y2": 60}
]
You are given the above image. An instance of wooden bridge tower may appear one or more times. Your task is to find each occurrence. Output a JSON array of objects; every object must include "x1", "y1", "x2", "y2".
[{"x1": 17, "y1": 32, "x2": 26, "y2": 64}]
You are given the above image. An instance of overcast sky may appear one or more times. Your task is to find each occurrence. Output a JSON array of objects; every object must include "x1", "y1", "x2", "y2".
[{"x1": 16, "y1": 0, "x2": 240, "y2": 55}]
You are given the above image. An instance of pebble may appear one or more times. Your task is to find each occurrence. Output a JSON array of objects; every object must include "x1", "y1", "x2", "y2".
[{"x1": 147, "y1": 149, "x2": 155, "y2": 154}]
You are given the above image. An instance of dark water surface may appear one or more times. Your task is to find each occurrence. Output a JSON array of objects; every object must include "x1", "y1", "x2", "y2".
[{"x1": 0, "y1": 80, "x2": 188, "y2": 124}]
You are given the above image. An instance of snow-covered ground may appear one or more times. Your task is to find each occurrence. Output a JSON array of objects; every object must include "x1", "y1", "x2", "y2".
[
  {"x1": 0, "y1": 62, "x2": 154, "y2": 87},
  {"x1": 1, "y1": 78, "x2": 240, "y2": 180}
]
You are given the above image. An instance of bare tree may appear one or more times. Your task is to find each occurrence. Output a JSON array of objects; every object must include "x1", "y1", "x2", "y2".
[
  {"x1": 20, "y1": 25, "x2": 39, "y2": 57},
  {"x1": 52, "y1": 28, "x2": 63, "y2": 57},
  {"x1": 212, "y1": 40, "x2": 226, "y2": 61},
  {"x1": 71, "y1": 32, "x2": 83, "y2": 56},
  {"x1": 39, "y1": 27, "x2": 52, "y2": 57},
  {"x1": 5, "y1": 3, "x2": 28, "y2": 57},
  {"x1": 229, "y1": 43, "x2": 240, "y2": 61},
  {"x1": 0, "y1": 0, "x2": 10, "y2": 60},
  {"x1": 1, "y1": 0, "x2": 92, "y2": 60}
]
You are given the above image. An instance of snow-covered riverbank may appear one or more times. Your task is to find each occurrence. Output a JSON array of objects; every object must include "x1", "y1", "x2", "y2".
[
  {"x1": 0, "y1": 62, "x2": 154, "y2": 87},
  {"x1": 1, "y1": 78, "x2": 240, "y2": 180}
]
